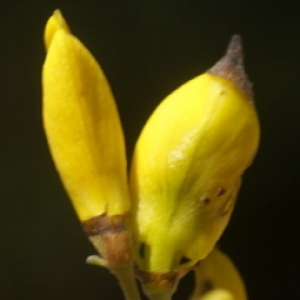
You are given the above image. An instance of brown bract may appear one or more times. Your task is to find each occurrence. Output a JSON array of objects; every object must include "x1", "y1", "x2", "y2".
[
  {"x1": 82, "y1": 214, "x2": 132, "y2": 267},
  {"x1": 208, "y1": 35, "x2": 253, "y2": 101},
  {"x1": 136, "y1": 268, "x2": 190, "y2": 298}
]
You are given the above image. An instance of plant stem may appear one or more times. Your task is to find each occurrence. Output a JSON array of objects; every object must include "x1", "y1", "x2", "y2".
[
  {"x1": 112, "y1": 262, "x2": 141, "y2": 300},
  {"x1": 146, "y1": 291, "x2": 173, "y2": 300}
]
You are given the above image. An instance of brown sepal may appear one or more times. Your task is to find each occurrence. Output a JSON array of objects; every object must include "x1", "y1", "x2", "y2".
[
  {"x1": 82, "y1": 214, "x2": 132, "y2": 267},
  {"x1": 208, "y1": 35, "x2": 254, "y2": 101},
  {"x1": 135, "y1": 268, "x2": 190, "y2": 297}
]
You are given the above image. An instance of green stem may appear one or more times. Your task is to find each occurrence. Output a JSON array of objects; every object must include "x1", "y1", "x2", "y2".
[
  {"x1": 112, "y1": 263, "x2": 141, "y2": 300},
  {"x1": 141, "y1": 280, "x2": 177, "y2": 300}
]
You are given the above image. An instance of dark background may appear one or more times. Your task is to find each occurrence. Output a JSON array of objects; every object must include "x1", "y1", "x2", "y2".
[{"x1": 0, "y1": 0, "x2": 299, "y2": 299}]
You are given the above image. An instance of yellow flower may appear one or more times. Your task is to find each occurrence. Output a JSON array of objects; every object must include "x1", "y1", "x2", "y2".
[
  {"x1": 130, "y1": 36, "x2": 260, "y2": 274},
  {"x1": 42, "y1": 10, "x2": 259, "y2": 299},
  {"x1": 43, "y1": 10, "x2": 130, "y2": 222},
  {"x1": 190, "y1": 249, "x2": 247, "y2": 300},
  {"x1": 43, "y1": 11, "x2": 134, "y2": 269}
]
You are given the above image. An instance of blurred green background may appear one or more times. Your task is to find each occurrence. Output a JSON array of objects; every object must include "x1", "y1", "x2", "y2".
[{"x1": 0, "y1": 0, "x2": 299, "y2": 299}]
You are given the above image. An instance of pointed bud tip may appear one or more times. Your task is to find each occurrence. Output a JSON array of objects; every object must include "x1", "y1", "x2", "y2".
[
  {"x1": 225, "y1": 35, "x2": 243, "y2": 64},
  {"x1": 208, "y1": 35, "x2": 253, "y2": 101},
  {"x1": 44, "y1": 9, "x2": 71, "y2": 50}
]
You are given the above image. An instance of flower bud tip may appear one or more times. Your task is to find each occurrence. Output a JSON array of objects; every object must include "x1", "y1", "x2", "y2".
[{"x1": 209, "y1": 35, "x2": 253, "y2": 101}]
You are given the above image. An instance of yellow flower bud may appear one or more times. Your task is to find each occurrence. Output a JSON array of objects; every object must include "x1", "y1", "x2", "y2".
[
  {"x1": 191, "y1": 249, "x2": 247, "y2": 300},
  {"x1": 42, "y1": 10, "x2": 130, "y2": 222},
  {"x1": 130, "y1": 36, "x2": 260, "y2": 272}
]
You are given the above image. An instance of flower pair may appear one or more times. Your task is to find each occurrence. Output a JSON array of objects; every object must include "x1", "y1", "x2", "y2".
[{"x1": 42, "y1": 10, "x2": 259, "y2": 300}]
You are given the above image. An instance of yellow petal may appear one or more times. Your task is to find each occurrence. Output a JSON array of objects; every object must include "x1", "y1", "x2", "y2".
[
  {"x1": 130, "y1": 36, "x2": 259, "y2": 272},
  {"x1": 42, "y1": 11, "x2": 130, "y2": 221},
  {"x1": 197, "y1": 289, "x2": 235, "y2": 300},
  {"x1": 190, "y1": 249, "x2": 247, "y2": 300}
]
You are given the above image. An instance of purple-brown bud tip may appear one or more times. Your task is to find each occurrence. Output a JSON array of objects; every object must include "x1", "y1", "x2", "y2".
[{"x1": 208, "y1": 35, "x2": 253, "y2": 101}]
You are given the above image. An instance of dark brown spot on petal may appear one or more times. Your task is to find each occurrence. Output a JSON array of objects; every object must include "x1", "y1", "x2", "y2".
[
  {"x1": 200, "y1": 196, "x2": 210, "y2": 205},
  {"x1": 216, "y1": 187, "x2": 227, "y2": 197}
]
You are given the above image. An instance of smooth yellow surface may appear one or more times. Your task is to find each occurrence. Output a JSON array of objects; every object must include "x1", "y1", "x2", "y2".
[
  {"x1": 42, "y1": 11, "x2": 130, "y2": 220},
  {"x1": 130, "y1": 73, "x2": 260, "y2": 271},
  {"x1": 198, "y1": 290, "x2": 235, "y2": 300},
  {"x1": 191, "y1": 249, "x2": 247, "y2": 300}
]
